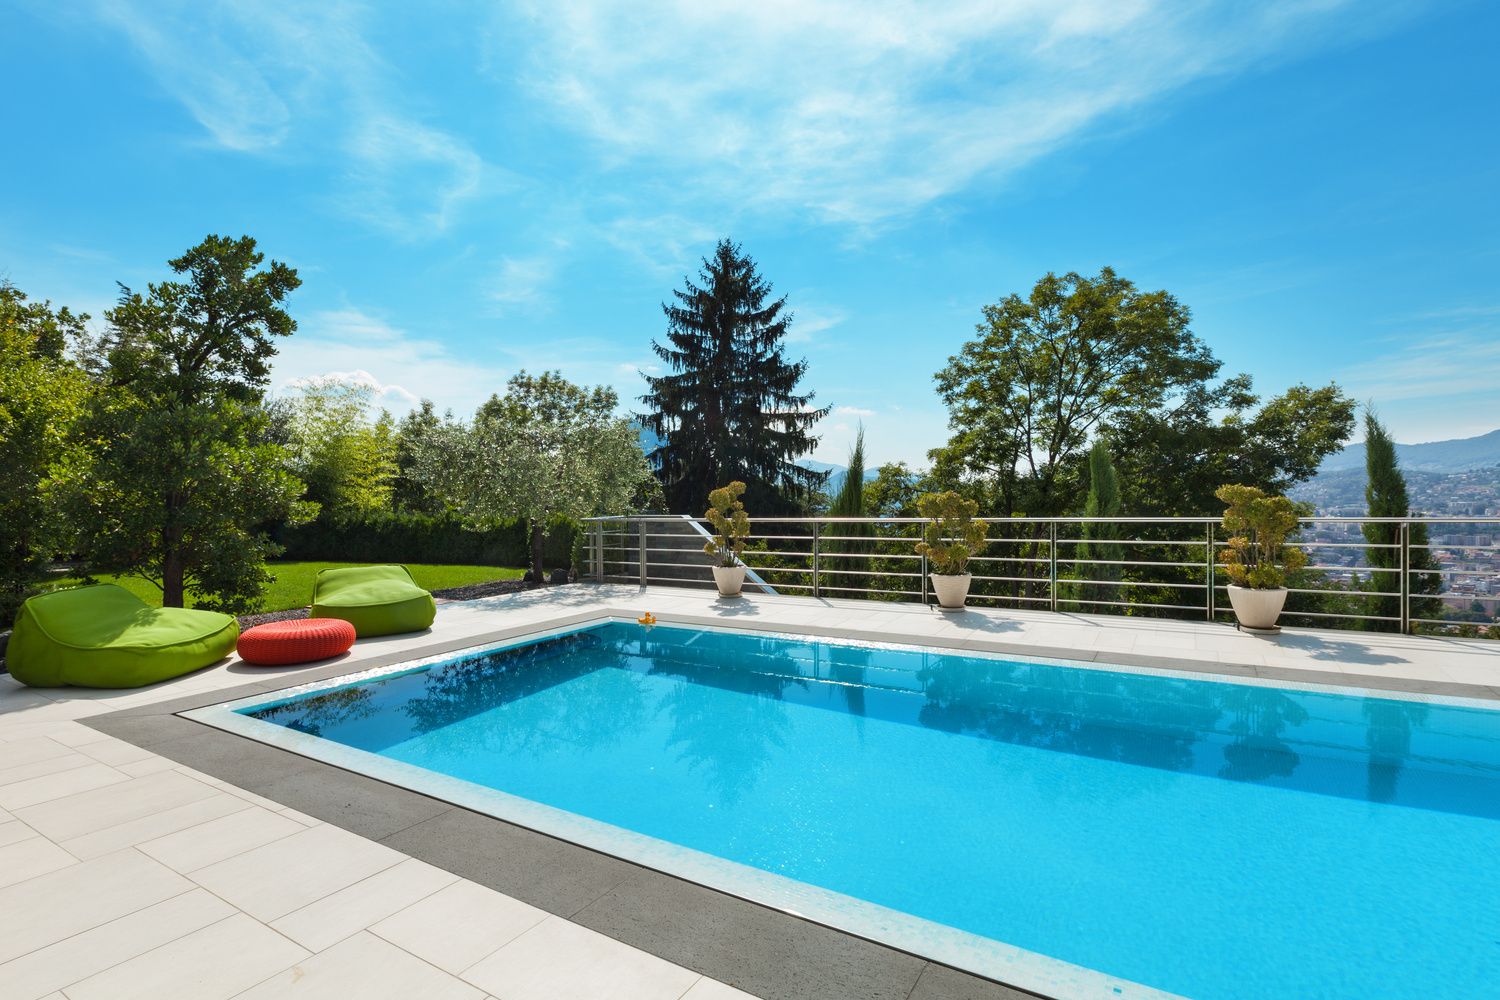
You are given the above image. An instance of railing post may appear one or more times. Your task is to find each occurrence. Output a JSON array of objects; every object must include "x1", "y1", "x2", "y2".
[
  {"x1": 1399, "y1": 520, "x2": 1410, "y2": 634},
  {"x1": 638, "y1": 520, "x2": 648, "y2": 588},
  {"x1": 920, "y1": 519, "x2": 929, "y2": 606},
  {"x1": 1048, "y1": 520, "x2": 1059, "y2": 613},
  {"x1": 811, "y1": 521, "x2": 821, "y2": 600},
  {"x1": 1206, "y1": 522, "x2": 1215, "y2": 622},
  {"x1": 593, "y1": 522, "x2": 604, "y2": 582}
]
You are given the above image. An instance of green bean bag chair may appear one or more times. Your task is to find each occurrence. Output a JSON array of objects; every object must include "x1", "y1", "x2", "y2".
[
  {"x1": 7, "y1": 584, "x2": 239, "y2": 688},
  {"x1": 309, "y1": 565, "x2": 436, "y2": 637}
]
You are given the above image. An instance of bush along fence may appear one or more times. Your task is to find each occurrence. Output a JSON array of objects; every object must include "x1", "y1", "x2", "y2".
[
  {"x1": 583, "y1": 514, "x2": 1500, "y2": 639},
  {"x1": 277, "y1": 511, "x2": 580, "y2": 571}
]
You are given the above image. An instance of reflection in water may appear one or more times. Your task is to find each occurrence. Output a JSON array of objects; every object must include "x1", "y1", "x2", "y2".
[
  {"x1": 916, "y1": 657, "x2": 1222, "y2": 774},
  {"x1": 254, "y1": 685, "x2": 377, "y2": 738},
  {"x1": 1364, "y1": 699, "x2": 1430, "y2": 802},
  {"x1": 632, "y1": 633, "x2": 802, "y2": 803},
  {"x1": 1217, "y1": 687, "x2": 1308, "y2": 782},
  {"x1": 246, "y1": 622, "x2": 1500, "y2": 820},
  {"x1": 401, "y1": 634, "x2": 649, "y2": 758}
]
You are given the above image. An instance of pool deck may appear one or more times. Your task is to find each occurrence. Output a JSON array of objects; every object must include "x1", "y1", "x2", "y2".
[{"x1": 1, "y1": 584, "x2": 1497, "y2": 1000}]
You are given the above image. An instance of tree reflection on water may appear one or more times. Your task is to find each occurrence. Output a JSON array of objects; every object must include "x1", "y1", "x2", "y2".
[
  {"x1": 631, "y1": 632, "x2": 805, "y2": 803},
  {"x1": 1363, "y1": 698, "x2": 1430, "y2": 803},
  {"x1": 253, "y1": 685, "x2": 377, "y2": 739}
]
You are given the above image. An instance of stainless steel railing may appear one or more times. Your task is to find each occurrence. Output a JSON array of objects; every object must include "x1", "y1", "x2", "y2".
[{"x1": 581, "y1": 514, "x2": 1500, "y2": 638}]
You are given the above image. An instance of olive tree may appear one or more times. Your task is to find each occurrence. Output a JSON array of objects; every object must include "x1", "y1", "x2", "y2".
[{"x1": 411, "y1": 371, "x2": 657, "y2": 578}]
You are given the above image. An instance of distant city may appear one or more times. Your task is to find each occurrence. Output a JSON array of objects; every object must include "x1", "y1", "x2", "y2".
[{"x1": 1290, "y1": 429, "x2": 1500, "y2": 619}]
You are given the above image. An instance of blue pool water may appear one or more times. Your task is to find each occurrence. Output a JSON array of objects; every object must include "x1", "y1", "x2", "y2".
[{"x1": 242, "y1": 622, "x2": 1500, "y2": 998}]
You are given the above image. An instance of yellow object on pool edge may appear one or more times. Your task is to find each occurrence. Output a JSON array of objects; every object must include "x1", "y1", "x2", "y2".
[{"x1": 637, "y1": 612, "x2": 657, "y2": 625}]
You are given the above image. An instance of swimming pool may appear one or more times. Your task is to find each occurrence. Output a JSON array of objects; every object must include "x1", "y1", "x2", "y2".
[{"x1": 192, "y1": 620, "x2": 1500, "y2": 999}]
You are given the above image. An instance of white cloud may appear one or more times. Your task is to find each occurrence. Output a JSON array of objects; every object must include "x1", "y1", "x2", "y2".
[
  {"x1": 341, "y1": 116, "x2": 485, "y2": 238},
  {"x1": 1337, "y1": 311, "x2": 1500, "y2": 442},
  {"x1": 282, "y1": 368, "x2": 421, "y2": 408},
  {"x1": 507, "y1": 0, "x2": 1415, "y2": 226},
  {"x1": 1342, "y1": 329, "x2": 1500, "y2": 404},
  {"x1": 272, "y1": 308, "x2": 510, "y2": 417},
  {"x1": 487, "y1": 254, "x2": 556, "y2": 307},
  {"x1": 87, "y1": 1, "x2": 485, "y2": 238},
  {"x1": 785, "y1": 306, "x2": 847, "y2": 343},
  {"x1": 835, "y1": 405, "x2": 876, "y2": 418},
  {"x1": 272, "y1": 308, "x2": 669, "y2": 420},
  {"x1": 600, "y1": 214, "x2": 720, "y2": 278},
  {"x1": 95, "y1": 1, "x2": 295, "y2": 151}
]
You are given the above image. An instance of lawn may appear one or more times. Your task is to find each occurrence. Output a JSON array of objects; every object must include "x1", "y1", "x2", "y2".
[{"x1": 47, "y1": 561, "x2": 526, "y2": 612}]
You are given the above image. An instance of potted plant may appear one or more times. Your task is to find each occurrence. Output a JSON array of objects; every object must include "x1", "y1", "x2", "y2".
[
  {"x1": 915, "y1": 491, "x2": 989, "y2": 610},
  {"x1": 704, "y1": 481, "x2": 751, "y2": 597},
  {"x1": 1216, "y1": 484, "x2": 1307, "y2": 633}
]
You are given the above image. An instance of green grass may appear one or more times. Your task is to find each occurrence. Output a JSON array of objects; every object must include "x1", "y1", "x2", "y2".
[{"x1": 46, "y1": 561, "x2": 525, "y2": 613}]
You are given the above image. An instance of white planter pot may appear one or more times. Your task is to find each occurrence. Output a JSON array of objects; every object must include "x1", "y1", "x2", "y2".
[
  {"x1": 712, "y1": 565, "x2": 746, "y2": 597},
  {"x1": 1226, "y1": 585, "x2": 1288, "y2": 632},
  {"x1": 930, "y1": 573, "x2": 972, "y2": 610}
]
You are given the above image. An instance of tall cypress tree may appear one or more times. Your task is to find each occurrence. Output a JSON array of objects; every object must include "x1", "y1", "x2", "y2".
[
  {"x1": 1078, "y1": 440, "x2": 1124, "y2": 605},
  {"x1": 1363, "y1": 409, "x2": 1441, "y2": 630},
  {"x1": 824, "y1": 426, "x2": 871, "y2": 595},
  {"x1": 640, "y1": 239, "x2": 830, "y2": 514}
]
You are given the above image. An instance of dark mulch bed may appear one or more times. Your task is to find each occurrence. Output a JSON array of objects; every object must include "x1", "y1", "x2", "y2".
[{"x1": 235, "y1": 577, "x2": 549, "y2": 630}]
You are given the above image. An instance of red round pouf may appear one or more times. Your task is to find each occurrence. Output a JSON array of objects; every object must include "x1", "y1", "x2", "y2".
[{"x1": 237, "y1": 618, "x2": 357, "y2": 666}]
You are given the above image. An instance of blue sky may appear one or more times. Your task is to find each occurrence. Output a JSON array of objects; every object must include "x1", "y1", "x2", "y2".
[{"x1": 3, "y1": 1, "x2": 1496, "y2": 468}]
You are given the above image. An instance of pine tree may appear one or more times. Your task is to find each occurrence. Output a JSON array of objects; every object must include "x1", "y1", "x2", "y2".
[
  {"x1": 640, "y1": 239, "x2": 830, "y2": 514},
  {"x1": 1363, "y1": 409, "x2": 1441, "y2": 631},
  {"x1": 1077, "y1": 440, "x2": 1124, "y2": 606},
  {"x1": 823, "y1": 426, "x2": 871, "y2": 595}
]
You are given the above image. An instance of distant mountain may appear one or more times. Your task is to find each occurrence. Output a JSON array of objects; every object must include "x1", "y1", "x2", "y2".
[
  {"x1": 800, "y1": 460, "x2": 879, "y2": 497},
  {"x1": 631, "y1": 431, "x2": 874, "y2": 497},
  {"x1": 1294, "y1": 426, "x2": 1500, "y2": 514},
  {"x1": 1320, "y1": 428, "x2": 1500, "y2": 473}
]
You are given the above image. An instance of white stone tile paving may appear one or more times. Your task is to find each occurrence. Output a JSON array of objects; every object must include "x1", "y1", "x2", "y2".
[{"x1": 0, "y1": 583, "x2": 1495, "y2": 1000}]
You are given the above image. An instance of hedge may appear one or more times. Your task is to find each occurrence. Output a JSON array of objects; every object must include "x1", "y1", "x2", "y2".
[{"x1": 275, "y1": 512, "x2": 580, "y2": 569}]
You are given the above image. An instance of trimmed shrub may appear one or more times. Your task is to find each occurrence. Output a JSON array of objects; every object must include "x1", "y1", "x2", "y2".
[{"x1": 276, "y1": 511, "x2": 579, "y2": 569}]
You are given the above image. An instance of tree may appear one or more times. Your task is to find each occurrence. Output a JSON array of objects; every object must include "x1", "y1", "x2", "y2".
[
  {"x1": 864, "y1": 462, "x2": 921, "y2": 518},
  {"x1": 393, "y1": 400, "x2": 444, "y2": 513},
  {"x1": 640, "y1": 238, "x2": 830, "y2": 514},
  {"x1": 1076, "y1": 440, "x2": 1124, "y2": 606},
  {"x1": 1362, "y1": 409, "x2": 1441, "y2": 630},
  {"x1": 0, "y1": 284, "x2": 91, "y2": 625},
  {"x1": 1108, "y1": 378, "x2": 1356, "y2": 516},
  {"x1": 934, "y1": 269, "x2": 1355, "y2": 519},
  {"x1": 412, "y1": 371, "x2": 656, "y2": 578},
  {"x1": 73, "y1": 235, "x2": 310, "y2": 609},
  {"x1": 823, "y1": 427, "x2": 872, "y2": 595},
  {"x1": 934, "y1": 268, "x2": 1218, "y2": 518},
  {"x1": 285, "y1": 377, "x2": 398, "y2": 518}
]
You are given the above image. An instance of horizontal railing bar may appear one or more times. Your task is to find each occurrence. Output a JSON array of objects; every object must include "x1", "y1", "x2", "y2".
[
  {"x1": 1060, "y1": 558, "x2": 1211, "y2": 569},
  {"x1": 968, "y1": 574, "x2": 1050, "y2": 584},
  {"x1": 1054, "y1": 537, "x2": 1212, "y2": 548},
  {"x1": 966, "y1": 555, "x2": 1048, "y2": 565},
  {"x1": 1213, "y1": 584, "x2": 1405, "y2": 598},
  {"x1": 1278, "y1": 609, "x2": 1403, "y2": 622},
  {"x1": 1411, "y1": 617, "x2": 1496, "y2": 626},
  {"x1": 586, "y1": 515, "x2": 1500, "y2": 525},
  {"x1": 1062, "y1": 599, "x2": 1206, "y2": 612},
  {"x1": 819, "y1": 568, "x2": 922, "y2": 579}
]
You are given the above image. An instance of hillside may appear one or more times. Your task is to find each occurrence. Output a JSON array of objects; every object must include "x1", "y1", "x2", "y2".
[{"x1": 1320, "y1": 428, "x2": 1500, "y2": 473}]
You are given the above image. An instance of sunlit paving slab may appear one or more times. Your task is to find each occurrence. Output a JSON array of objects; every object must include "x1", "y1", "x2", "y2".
[{"x1": 1, "y1": 584, "x2": 1497, "y2": 999}]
